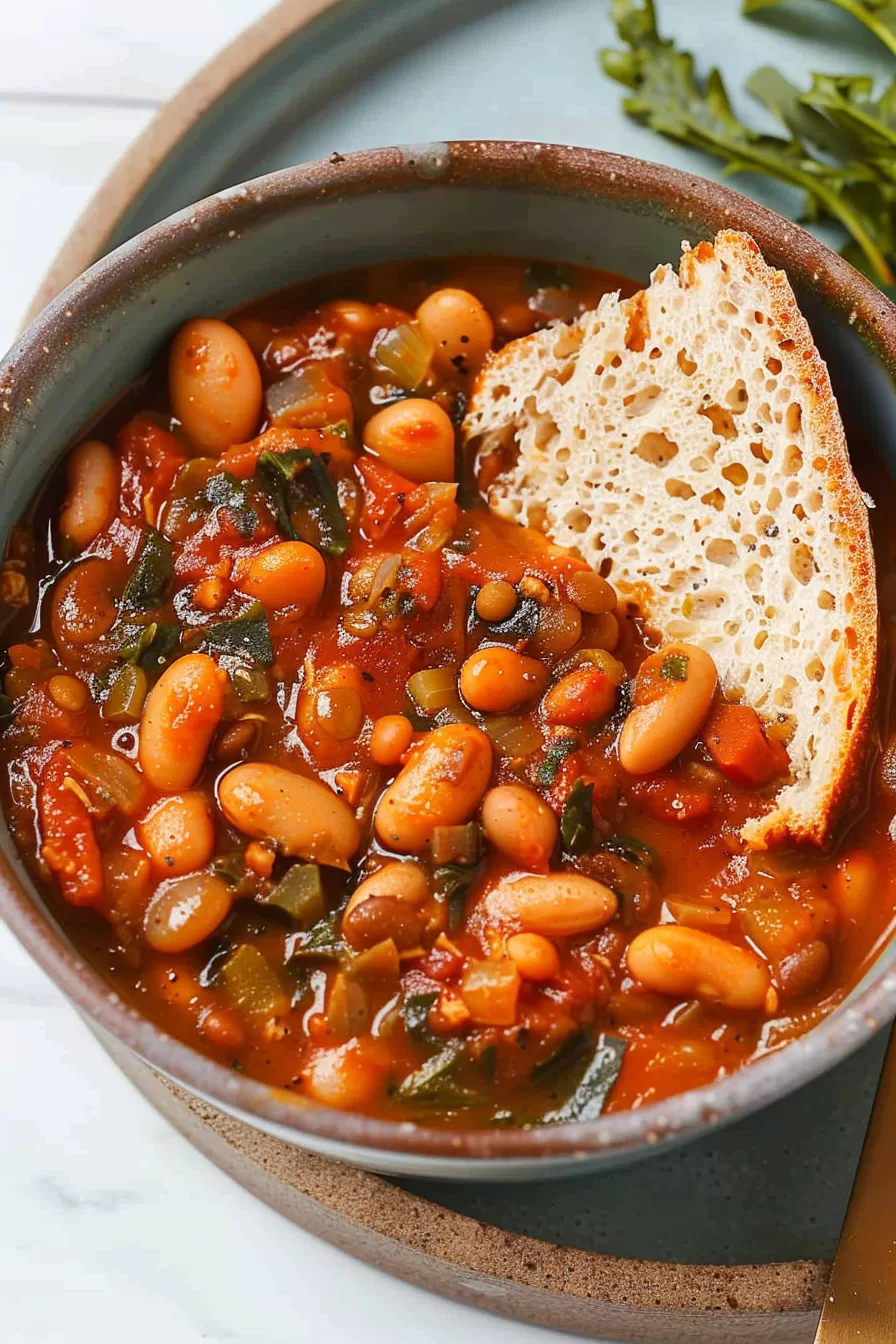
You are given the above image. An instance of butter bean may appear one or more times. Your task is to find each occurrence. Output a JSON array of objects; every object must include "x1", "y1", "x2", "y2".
[
  {"x1": 488, "y1": 872, "x2": 617, "y2": 937},
  {"x1": 218, "y1": 762, "x2": 360, "y2": 869},
  {"x1": 374, "y1": 723, "x2": 492, "y2": 853},
  {"x1": 138, "y1": 653, "x2": 225, "y2": 791},
  {"x1": 619, "y1": 643, "x2": 718, "y2": 774},
  {"x1": 481, "y1": 784, "x2": 558, "y2": 870},
  {"x1": 627, "y1": 925, "x2": 770, "y2": 1011},
  {"x1": 460, "y1": 646, "x2": 548, "y2": 713},
  {"x1": 59, "y1": 440, "x2": 119, "y2": 549},
  {"x1": 169, "y1": 317, "x2": 262, "y2": 451}
]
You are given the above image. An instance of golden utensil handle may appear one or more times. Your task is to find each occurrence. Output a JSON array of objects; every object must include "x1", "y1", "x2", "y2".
[{"x1": 814, "y1": 1024, "x2": 896, "y2": 1342}]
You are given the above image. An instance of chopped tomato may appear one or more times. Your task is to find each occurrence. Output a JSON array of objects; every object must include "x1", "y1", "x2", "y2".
[
  {"x1": 356, "y1": 458, "x2": 418, "y2": 539},
  {"x1": 219, "y1": 425, "x2": 355, "y2": 479},
  {"x1": 702, "y1": 703, "x2": 790, "y2": 786},
  {"x1": 37, "y1": 753, "x2": 103, "y2": 906},
  {"x1": 399, "y1": 550, "x2": 442, "y2": 613},
  {"x1": 628, "y1": 773, "x2": 714, "y2": 824},
  {"x1": 117, "y1": 414, "x2": 187, "y2": 521}
]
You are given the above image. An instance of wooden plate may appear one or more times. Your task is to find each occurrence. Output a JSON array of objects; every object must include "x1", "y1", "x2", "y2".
[{"x1": 31, "y1": 1, "x2": 895, "y2": 1336}]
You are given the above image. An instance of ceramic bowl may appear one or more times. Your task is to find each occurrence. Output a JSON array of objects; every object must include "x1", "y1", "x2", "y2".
[{"x1": 2, "y1": 143, "x2": 895, "y2": 1180}]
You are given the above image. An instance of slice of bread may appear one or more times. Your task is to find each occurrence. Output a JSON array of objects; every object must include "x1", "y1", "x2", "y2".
[{"x1": 463, "y1": 231, "x2": 877, "y2": 848}]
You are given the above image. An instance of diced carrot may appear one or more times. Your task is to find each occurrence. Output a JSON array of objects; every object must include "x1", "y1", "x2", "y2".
[
  {"x1": 702, "y1": 702, "x2": 789, "y2": 786},
  {"x1": 334, "y1": 770, "x2": 365, "y2": 807},
  {"x1": 629, "y1": 773, "x2": 714, "y2": 824},
  {"x1": 37, "y1": 752, "x2": 104, "y2": 906}
]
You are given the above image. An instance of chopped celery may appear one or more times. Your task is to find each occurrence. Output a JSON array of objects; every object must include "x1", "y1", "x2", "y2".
[
  {"x1": 373, "y1": 321, "x2": 434, "y2": 388},
  {"x1": 263, "y1": 864, "x2": 326, "y2": 928},
  {"x1": 221, "y1": 945, "x2": 289, "y2": 1019},
  {"x1": 406, "y1": 666, "x2": 457, "y2": 713},
  {"x1": 327, "y1": 971, "x2": 370, "y2": 1036},
  {"x1": 349, "y1": 938, "x2": 400, "y2": 985},
  {"x1": 103, "y1": 663, "x2": 148, "y2": 724},
  {"x1": 431, "y1": 823, "x2": 480, "y2": 867}
]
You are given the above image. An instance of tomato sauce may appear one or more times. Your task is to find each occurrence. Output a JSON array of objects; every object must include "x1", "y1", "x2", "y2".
[{"x1": 0, "y1": 255, "x2": 893, "y2": 1127}]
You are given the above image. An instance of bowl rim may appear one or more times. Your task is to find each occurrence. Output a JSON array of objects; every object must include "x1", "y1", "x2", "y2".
[{"x1": 2, "y1": 139, "x2": 896, "y2": 1163}]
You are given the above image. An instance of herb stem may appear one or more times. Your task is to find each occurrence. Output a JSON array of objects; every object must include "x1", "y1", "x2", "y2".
[{"x1": 818, "y1": 0, "x2": 896, "y2": 58}]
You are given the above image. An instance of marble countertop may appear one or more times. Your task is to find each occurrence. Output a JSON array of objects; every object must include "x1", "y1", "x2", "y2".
[{"x1": 0, "y1": 3, "x2": 585, "y2": 1340}]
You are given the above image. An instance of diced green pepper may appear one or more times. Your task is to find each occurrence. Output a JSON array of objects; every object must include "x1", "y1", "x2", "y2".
[{"x1": 263, "y1": 864, "x2": 326, "y2": 928}]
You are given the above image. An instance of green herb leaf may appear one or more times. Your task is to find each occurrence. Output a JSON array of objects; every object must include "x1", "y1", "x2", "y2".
[
  {"x1": 600, "y1": 0, "x2": 896, "y2": 285},
  {"x1": 743, "y1": 0, "x2": 896, "y2": 59},
  {"x1": 560, "y1": 778, "x2": 595, "y2": 855},
  {"x1": 538, "y1": 735, "x2": 578, "y2": 786},
  {"x1": 661, "y1": 651, "x2": 689, "y2": 681},
  {"x1": 602, "y1": 833, "x2": 659, "y2": 870},
  {"x1": 120, "y1": 620, "x2": 181, "y2": 672},
  {"x1": 543, "y1": 1032, "x2": 626, "y2": 1123},
  {"x1": 200, "y1": 601, "x2": 274, "y2": 666},
  {"x1": 434, "y1": 860, "x2": 483, "y2": 931},
  {"x1": 202, "y1": 472, "x2": 260, "y2": 538},
  {"x1": 121, "y1": 529, "x2": 174, "y2": 609},
  {"x1": 401, "y1": 991, "x2": 440, "y2": 1043},
  {"x1": 289, "y1": 912, "x2": 345, "y2": 962},
  {"x1": 396, "y1": 1046, "x2": 481, "y2": 1107},
  {"x1": 257, "y1": 449, "x2": 348, "y2": 556}
]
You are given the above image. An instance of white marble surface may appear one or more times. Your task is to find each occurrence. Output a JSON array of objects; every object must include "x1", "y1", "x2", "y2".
[{"x1": 0, "y1": 4, "x2": 587, "y2": 1341}]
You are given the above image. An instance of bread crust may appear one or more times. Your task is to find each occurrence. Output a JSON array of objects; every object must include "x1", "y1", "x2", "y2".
[{"x1": 464, "y1": 231, "x2": 878, "y2": 848}]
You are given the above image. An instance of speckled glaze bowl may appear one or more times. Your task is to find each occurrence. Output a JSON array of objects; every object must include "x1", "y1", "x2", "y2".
[{"x1": 2, "y1": 143, "x2": 895, "y2": 1180}]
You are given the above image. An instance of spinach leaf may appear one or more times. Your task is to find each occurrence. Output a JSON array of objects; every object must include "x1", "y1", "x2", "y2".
[
  {"x1": 289, "y1": 913, "x2": 345, "y2": 962},
  {"x1": 120, "y1": 620, "x2": 181, "y2": 672},
  {"x1": 539, "y1": 1031, "x2": 627, "y2": 1123},
  {"x1": 199, "y1": 601, "x2": 274, "y2": 666},
  {"x1": 396, "y1": 1046, "x2": 480, "y2": 1107},
  {"x1": 202, "y1": 472, "x2": 259, "y2": 538},
  {"x1": 560, "y1": 778, "x2": 595, "y2": 856},
  {"x1": 538, "y1": 734, "x2": 578, "y2": 786},
  {"x1": 401, "y1": 991, "x2": 440, "y2": 1044},
  {"x1": 434, "y1": 860, "x2": 483, "y2": 931},
  {"x1": 121, "y1": 529, "x2": 174, "y2": 609},
  {"x1": 257, "y1": 449, "x2": 348, "y2": 556},
  {"x1": 602, "y1": 833, "x2": 659, "y2": 870}
]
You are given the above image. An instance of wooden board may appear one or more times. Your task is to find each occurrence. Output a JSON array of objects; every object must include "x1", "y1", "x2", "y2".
[{"x1": 107, "y1": 1038, "x2": 824, "y2": 1344}]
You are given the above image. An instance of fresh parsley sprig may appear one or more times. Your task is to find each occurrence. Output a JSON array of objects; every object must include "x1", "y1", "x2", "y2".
[{"x1": 600, "y1": 0, "x2": 896, "y2": 289}]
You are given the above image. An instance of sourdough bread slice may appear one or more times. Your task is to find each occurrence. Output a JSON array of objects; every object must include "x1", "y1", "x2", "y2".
[{"x1": 463, "y1": 231, "x2": 877, "y2": 848}]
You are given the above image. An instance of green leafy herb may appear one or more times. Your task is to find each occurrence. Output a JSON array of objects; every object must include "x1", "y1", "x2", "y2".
[
  {"x1": 199, "y1": 601, "x2": 274, "y2": 666},
  {"x1": 257, "y1": 449, "x2": 348, "y2": 556},
  {"x1": 202, "y1": 472, "x2": 260, "y2": 538},
  {"x1": 538, "y1": 734, "x2": 578, "y2": 786},
  {"x1": 434, "y1": 860, "x2": 483, "y2": 931},
  {"x1": 120, "y1": 620, "x2": 181, "y2": 672},
  {"x1": 743, "y1": 0, "x2": 896, "y2": 59},
  {"x1": 661, "y1": 651, "x2": 689, "y2": 682},
  {"x1": 600, "y1": 0, "x2": 896, "y2": 286},
  {"x1": 535, "y1": 1030, "x2": 627, "y2": 1123},
  {"x1": 396, "y1": 1046, "x2": 480, "y2": 1107},
  {"x1": 560, "y1": 778, "x2": 595, "y2": 855},
  {"x1": 262, "y1": 864, "x2": 326, "y2": 928},
  {"x1": 401, "y1": 991, "x2": 440, "y2": 1044},
  {"x1": 602, "y1": 833, "x2": 659, "y2": 870},
  {"x1": 121, "y1": 528, "x2": 174, "y2": 609},
  {"x1": 289, "y1": 912, "x2": 345, "y2": 962}
]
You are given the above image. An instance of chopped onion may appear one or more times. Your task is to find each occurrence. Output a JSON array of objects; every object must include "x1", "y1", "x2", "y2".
[
  {"x1": 483, "y1": 715, "x2": 543, "y2": 758},
  {"x1": 407, "y1": 666, "x2": 458, "y2": 713},
  {"x1": 63, "y1": 743, "x2": 145, "y2": 817},
  {"x1": 366, "y1": 554, "x2": 402, "y2": 606},
  {"x1": 327, "y1": 970, "x2": 370, "y2": 1036},
  {"x1": 373, "y1": 321, "x2": 434, "y2": 389}
]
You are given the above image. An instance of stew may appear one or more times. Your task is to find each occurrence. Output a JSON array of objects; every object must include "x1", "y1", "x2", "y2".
[{"x1": 1, "y1": 255, "x2": 893, "y2": 1126}]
